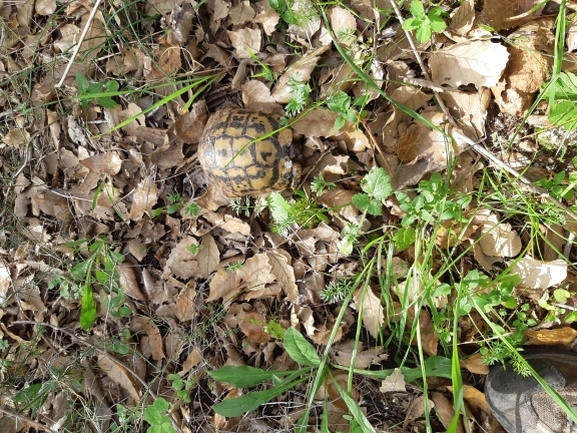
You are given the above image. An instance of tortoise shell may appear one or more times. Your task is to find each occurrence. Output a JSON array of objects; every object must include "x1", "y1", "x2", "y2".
[{"x1": 198, "y1": 107, "x2": 300, "y2": 197}]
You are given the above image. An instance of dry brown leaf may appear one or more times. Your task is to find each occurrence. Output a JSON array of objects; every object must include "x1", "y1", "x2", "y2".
[
  {"x1": 163, "y1": 236, "x2": 201, "y2": 280},
  {"x1": 267, "y1": 250, "x2": 298, "y2": 303},
  {"x1": 329, "y1": 7, "x2": 357, "y2": 46},
  {"x1": 2, "y1": 125, "x2": 31, "y2": 148},
  {"x1": 461, "y1": 352, "x2": 490, "y2": 375},
  {"x1": 404, "y1": 394, "x2": 434, "y2": 427},
  {"x1": 569, "y1": 18, "x2": 577, "y2": 52},
  {"x1": 117, "y1": 263, "x2": 146, "y2": 301},
  {"x1": 229, "y1": 1, "x2": 255, "y2": 25},
  {"x1": 179, "y1": 347, "x2": 203, "y2": 375},
  {"x1": 35, "y1": 0, "x2": 56, "y2": 16},
  {"x1": 480, "y1": 0, "x2": 545, "y2": 31},
  {"x1": 380, "y1": 369, "x2": 406, "y2": 393},
  {"x1": 0, "y1": 265, "x2": 10, "y2": 304},
  {"x1": 97, "y1": 353, "x2": 141, "y2": 402},
  {"x1": 511, "y1": 257, "x2": 567, "y2": 290},
  {"x1": 254, "y1": 3, "x2": 280, "y2": 35},
  {"x1": 492, "y1": 20, "x2": 552, "y2": 116},
  {"x1": 272, "y1": 46, "x2": 331, "y2": 103},
  {"x1": 397, "y1": 110, "x2": 458, "y2": 166},
  {"x1": 440, "y1": 88, "x2": 491, "y2": 139},
  {"x1": 331, "y1": 340, "x2": 387, "y2": 369},
  {"x1": 430, "y1": 40, "x2": 509, "y2": 88},
  {"x1": 206, "y1": 266, "x2": 243, "y2": 305},
  {"x1": 224, "y1": 303, "x2": 271, "y2": 344},
  {"x1": 197, "y1": 234, "x2": 220, "y2": 279},
  {"x1": 447, "y1": 384, "x2": 491, "y2": 414},
  {"x1": 476, "y1": 213, "x2": 522, "y2": 258},
  {"x1": 413, "y1": 308, "x2": 440, "y2": 357},
  {"x1": 130, "y1": 317, "x2": 165, "y2": 361},
  {"x1": 353, "y1": 287, "x2": 384, "y2": 338},
  {"x1": 431, "y1": 391, "x2": 465, "y2": 433},
  {"x1": 448, "y1": 0, "x2": 475, "y2": 35},
  {"x1": 227, "y1": 28, "x2": 261, "y2": 59},
  {"x1": 128, "y1": 177, "x2": 159, "y2": 221},
  {"x1": 174, "y1": 283, "x2": 196, "y2": 322},
  {"x1": 525, "y1": 327, "x2": 577, "y2": 345},
  {"x1": 238, "y1": 253, "x2": 275, "y2": 291}
]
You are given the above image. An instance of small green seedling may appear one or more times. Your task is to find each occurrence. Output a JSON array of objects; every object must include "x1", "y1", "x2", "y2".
[
  {"x1": 49, "y1": 238, "x2": 129, "y2": 329},
  {"x1": 268, "y1": 190, "x2": 329, "y2": 234},
  {"x1": 268, "y1": 0, "x2": 318, "y2": 27},
  {"x1": 143, "y1": 398, "x2": 174, "y2": 433},
  {"x1": 168, "y1": 374, "x2": 194, "y2": 404},
  {"x1": 326, "y1": 91, "x2": 369, "y2": 131},
  {"x1": 401, "y1": 0, "x2": 447, "y2": 43},
  {"x1": 320, "y1": 280, "x2": 354, "y2": 304},
  {"x1": 284, "y1": 73, "x2": 311, "y2": 118},
  {"x1": 76, "y1": 72, "x2": 119, "y2": 109}
]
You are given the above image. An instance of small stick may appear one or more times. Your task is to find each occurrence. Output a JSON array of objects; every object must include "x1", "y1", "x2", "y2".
[{"x1": 55, "y1": 0, "x2": 104, "y2": 88}]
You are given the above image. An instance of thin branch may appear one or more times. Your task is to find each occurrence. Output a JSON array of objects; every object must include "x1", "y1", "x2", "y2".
[
  {"x1": 0, "y1": 406, "x2": 58, "y2": 433},
  {"x1": 55, "y1": 0, "x2": 104, "y2": 88}
]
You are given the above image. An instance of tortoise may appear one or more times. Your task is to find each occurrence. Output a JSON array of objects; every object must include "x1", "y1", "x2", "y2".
[{"x1": 198, "y1": 107, "x2": 301, "y2": 197}]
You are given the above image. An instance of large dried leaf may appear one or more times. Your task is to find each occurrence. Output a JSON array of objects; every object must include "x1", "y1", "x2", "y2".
[
  {"x1": 130, "y1": 317, "x2": 166, "y2": 361},
  {"x1": 511, "y1": 257, "x2": 567, "y2": 290},
  {"x1": 97, "y1": 353, "x2": 141, "y2": 402},
  {"x1": 430, "y1": 40, "x2": 509, "y2": 88},
  {"x1": 353, "y1": 287, "x2": 384, "y2": 338},
  {"x1": 267, "y1": 250, "x2": 298, "y2": 303}
]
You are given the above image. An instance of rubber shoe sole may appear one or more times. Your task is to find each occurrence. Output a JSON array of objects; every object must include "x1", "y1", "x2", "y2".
[{"x1": 485, "y1": 348, "x2": 577, "y2": 433}]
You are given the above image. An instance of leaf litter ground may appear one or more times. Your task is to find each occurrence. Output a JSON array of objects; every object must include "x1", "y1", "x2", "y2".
[{"x1": 2, "y1": 0, "x2": 577, "y2": 432}]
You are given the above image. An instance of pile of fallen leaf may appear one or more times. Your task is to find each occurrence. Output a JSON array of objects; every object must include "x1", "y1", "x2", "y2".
[{"x1": 3, "y1": 0, "x2": 577, "y2": 432}]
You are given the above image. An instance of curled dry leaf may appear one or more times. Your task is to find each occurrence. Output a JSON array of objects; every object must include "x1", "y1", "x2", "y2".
[
  {"x1": 510, "y1": 256, "x2": 567, "y2": 290},
  {"x1": 431, "y1": 391, "x2": 466, "y2": 433},
  {"x1": 97, "y1": 353, "x2": 141, "y2": 402},
  {"x1": 267, "y1": 250, "x2": 298, "y2": 304},
  {"x1": 525, "y1": 327, "x2": 577, "y2": 346},
  {"x1": 476, "y1": 213, "x2": 522, "y2": 258},
  {"x1": 130, "y1": 317, "x2": 165, "y2": 361},
  {"x1": 352, "y1": 286, "x2": 385, "y2": 338},
  {"x1": 460, "y1": 352, "x2": 490, "y2": 375},
  {"x1": 492, "y1": 20, "x2": 553, "y2": 116},
  {"x1": 117, "y1": 263, "x2": 145, "y2": 301}
]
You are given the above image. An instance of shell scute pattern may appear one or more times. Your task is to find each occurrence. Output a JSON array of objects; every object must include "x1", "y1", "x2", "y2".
[{"x1": 198, "y1": 107, "x2": 299, "y2": 197}]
